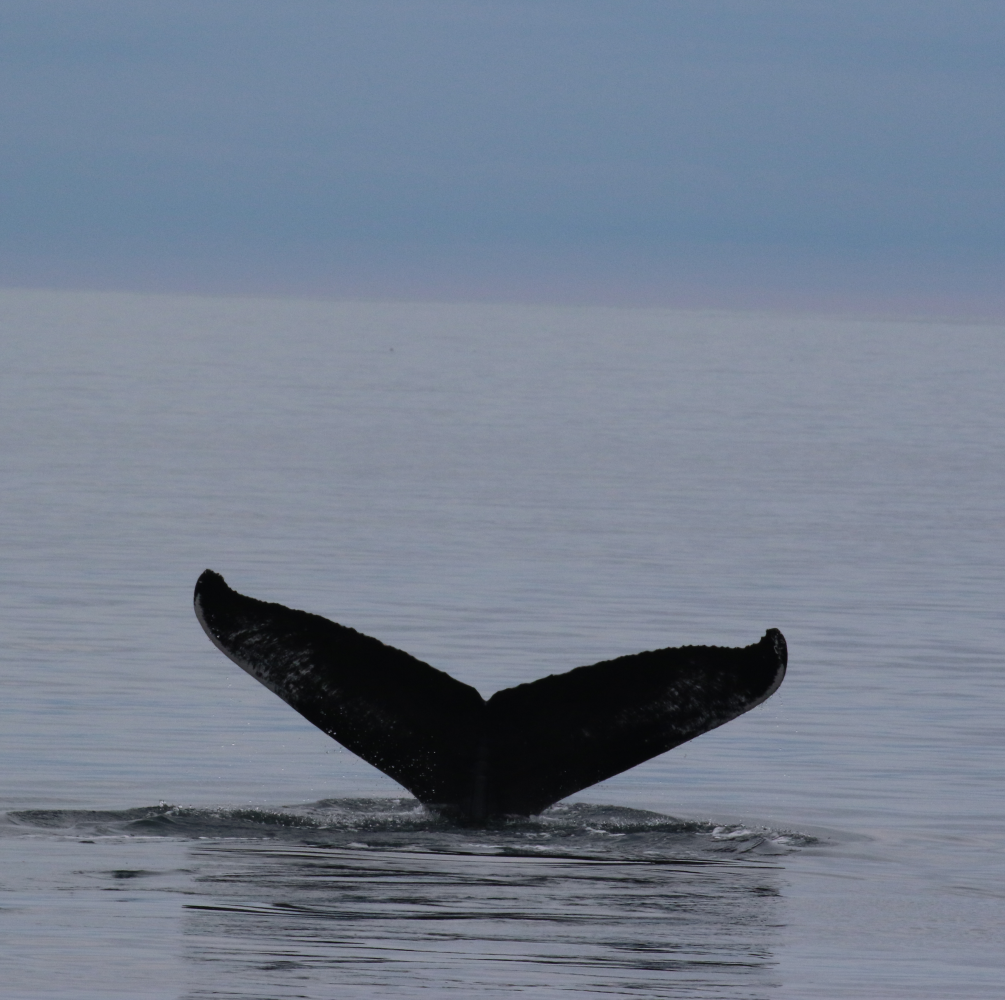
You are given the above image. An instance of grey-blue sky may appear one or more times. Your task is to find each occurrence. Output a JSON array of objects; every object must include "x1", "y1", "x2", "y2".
[{"x1": 1, "y1": 0, "x2": 1002, "y2": 312}]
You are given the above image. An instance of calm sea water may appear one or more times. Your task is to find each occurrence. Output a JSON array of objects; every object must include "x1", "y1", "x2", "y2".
[{"x1": 1, "y1": 288, "x2": 1003, "y2": 998}]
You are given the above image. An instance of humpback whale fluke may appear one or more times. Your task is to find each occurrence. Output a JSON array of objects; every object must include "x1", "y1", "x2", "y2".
[{"x1": 194, "y1": 570, "x2": 786, "y2": 821}]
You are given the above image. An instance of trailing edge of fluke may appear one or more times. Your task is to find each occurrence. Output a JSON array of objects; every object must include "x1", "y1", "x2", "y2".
[{"x1": 194, "y1": 570, "x2": 787, "y2": 822}]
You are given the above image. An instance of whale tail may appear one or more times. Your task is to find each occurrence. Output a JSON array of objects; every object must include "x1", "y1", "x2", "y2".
[{"x1": 194, "y1": 570, "x2": 786, "y2": 821}]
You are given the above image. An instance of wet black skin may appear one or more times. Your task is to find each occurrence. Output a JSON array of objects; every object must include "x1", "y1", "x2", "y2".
[{"x1": 194, "y1": 570, "x2": 787, "y2": 823}]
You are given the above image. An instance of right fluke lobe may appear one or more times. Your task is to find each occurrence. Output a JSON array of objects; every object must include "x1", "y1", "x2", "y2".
[{"x1": 194, "y1": 570, "x2": 786, "y2": 822}]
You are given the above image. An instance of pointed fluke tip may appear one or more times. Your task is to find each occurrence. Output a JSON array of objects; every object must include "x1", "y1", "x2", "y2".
[
  {"x1": 195, "y1": 568, "x2": 227, "y2": 598},
  {"x1": 193, "y1": 569, "x2": 235, "y2": 651},
  {"x1": 754, "y1": 627, "x2": 788, "y2": 706},
  {"x1": 763, "y1": 627, "x2": 787, "y2": 664}
]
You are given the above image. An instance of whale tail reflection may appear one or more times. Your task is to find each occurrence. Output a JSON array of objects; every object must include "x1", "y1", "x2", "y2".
[{"x1": 194, "y1": 570, "x2": 786, "y2": 822}]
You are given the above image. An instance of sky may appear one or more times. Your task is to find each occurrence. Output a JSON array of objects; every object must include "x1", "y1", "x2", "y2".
[{"x1": 1, "y1": 0, "x2": 1003, "y2": 315}]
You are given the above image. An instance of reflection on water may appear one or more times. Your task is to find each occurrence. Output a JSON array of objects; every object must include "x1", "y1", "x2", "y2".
[
  {"x1": 5, "y1": 800, "x2": 793, "y2": 999},
  {"x1": 182, "y1": 845, "x2": 780, "y2": 999}
]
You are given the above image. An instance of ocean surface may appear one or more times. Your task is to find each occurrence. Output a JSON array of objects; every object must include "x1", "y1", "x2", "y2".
[{"x1": 1, "y1": 288, "x2": 1002, "y2": 999}]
